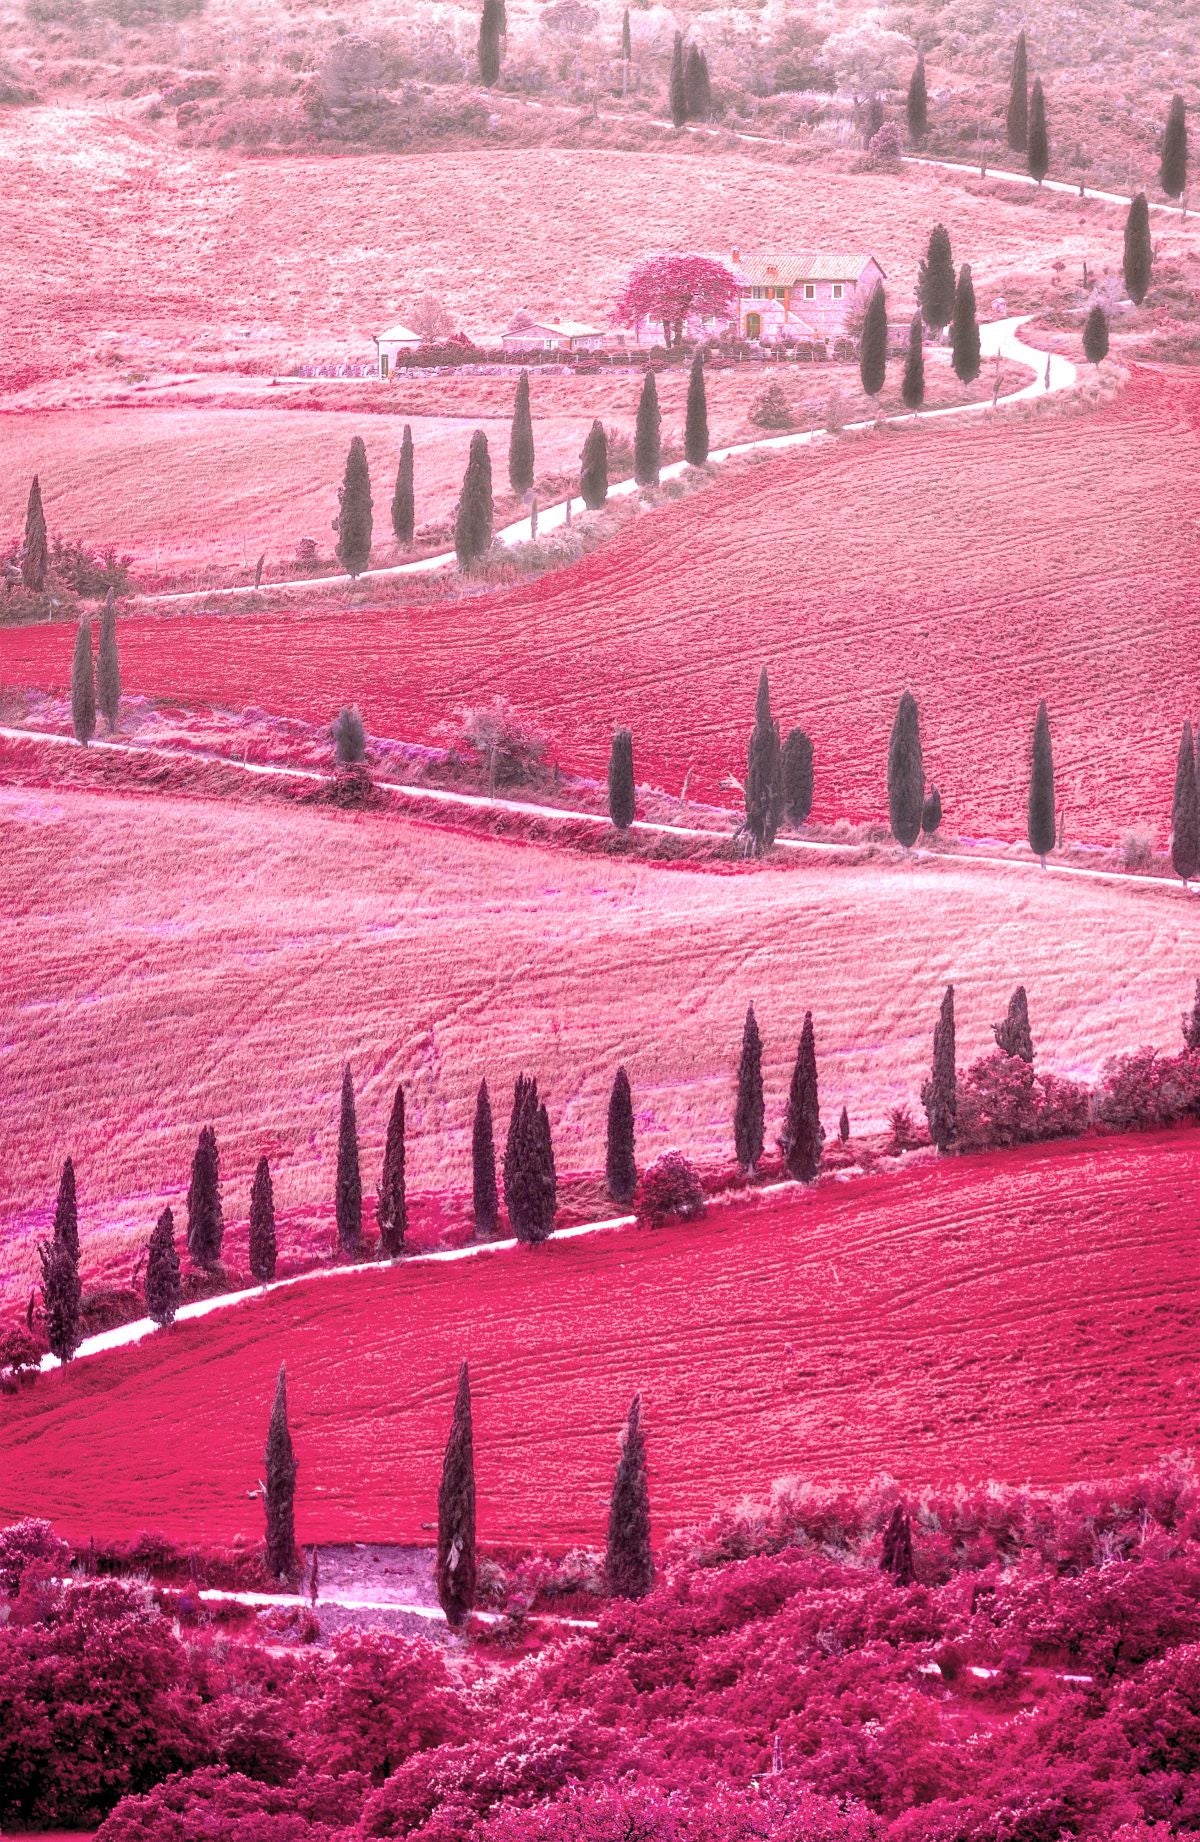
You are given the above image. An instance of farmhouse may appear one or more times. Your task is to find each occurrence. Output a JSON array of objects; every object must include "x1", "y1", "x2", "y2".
[
  {"x1": 374, "y1": 323, "x2": 421, "y2": 377},
  {"x1": 727, "y1": 248, "x2": 886, "y2": 343},
  {"x1": 500, "y1": 312, "x2": 612, "y2": 353}
]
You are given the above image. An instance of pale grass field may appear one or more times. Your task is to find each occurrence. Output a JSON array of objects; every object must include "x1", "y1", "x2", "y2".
[{"x1": 2, "y1": 777, "x2": 1199, "y2": 1311}]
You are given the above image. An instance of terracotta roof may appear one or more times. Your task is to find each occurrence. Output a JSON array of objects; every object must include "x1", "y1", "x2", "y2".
[{"x1": 728, "y1": 250, "x2": 885, "y2": 285}]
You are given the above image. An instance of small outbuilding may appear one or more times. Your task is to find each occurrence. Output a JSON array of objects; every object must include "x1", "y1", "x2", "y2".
[
  {"x1": 374, "y1": 323, "x2": 422, "y2": 377},
  {"x1": 500, "y1": 312, "x2": 610, "y2": 353}
]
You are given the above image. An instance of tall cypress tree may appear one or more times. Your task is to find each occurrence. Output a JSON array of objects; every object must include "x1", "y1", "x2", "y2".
[
  {"x1": 621, "y1": 7, "x2": 630, "y2": 61},
  {"x1": 1161, "y1": 94, "x2": 1188, "y2": 200},
  {"x1": 1027, "y1": 77, "x2": 1048, "y2": 184},
  {"x1": 145, "y1": 1206, "x2": 181, "y2": 1328},
  {"x1": 508, "y1": 369, "x2": 534, "y2": 496},
  {"x1": 503, "y1": 1074, "x2": 556, "y2": 1243},
  {"x1": 71, "y1": 617, "x2": 96, "y2": 747},
  {"x1": 187, "y1": 1125, "x2": 223, "y2": 1269},
  {"x1": 1182, "y1": 979, "x2": 1200, "y2": 1051},
  {"x1": 391, "y1": 425, "x2": 415, "y2": 547},
  {"x1": 248, "y1": 1155, "x2": 277, "y2": 1283},
  {"x1": 1027, "y1": 699, "x2": 1056, "y2": 863},
  {"x1": 472, "y1": 1079, "x2": 499, "y2": 1236},
  {"x1": 634, "y1": 372, "x2": 661, "y2": 485},
  {"x1": 478, "y1": 0, "x2": 502, "y2": 85},
  {"x1": 782, "y1": 1012, "x2": 821, "y2": 1183},
  {"x1": 887, "y1": 690, "x2": 924, "y2": 848},
  {"x1": 606, "y1": 1392, "x2": 653, "y2": 1598},
  {"x1": 1083, "y1": 305, "x2": 1109, "y2": 365},
  {"x1": 859, "y1": 282, "x2": 888, "y2": 397},
  {"x1": 53, "y1": 1157, "x2": 79, "y2": 1262},
  {"x1": 437, "y1": 1359, "x2": 477, "y2": 1626},
  {"x1": 921, "y1": 984, "x2": 957, "y2": 1152},
  {"x1": 454, "y1": 430, "x2": 494, "y2": 565},
  {"x1": 918, "y1": 224, "x2": 955, "y2": 334},
  {"x1": 335, "y1": 436, "x2": 373, "y2": 578},
  {"x1": 22, "y1": 475, "x2": 48, "y2": 592},
  {"x1": 1172, "y1": 720, "x2": 1200, "y2": 885},
  {"x1": 906, "y1": 53, "x2": 928, "y2": 142},
  {"x1": 684, "y1": 42, "x2": 708, "y2": 120},
  {"x1": 734, "y1": 1003, "x2": 764, "y2": 1174},
  {"x1": 97, "y1": 595, "x2": 121, "y2": 731},
  {"x1": 745, "y1": 667, "x2": 782, "y2": 855},
  {"x1": 782, "y1": 728, "x2": 814, "y2": 825},
  {"x1": 264, "y1": 1362, "x2": 298, "y2": 1583},
  {"x1": 668, "y1": 31, "x2": 686, "y2": 128},
  {"x1": 39, "y1": 1236, "x2": 81, "y2": 1363},
  {"x1": 336, "y1": 1063, "x2": 362, "y2": 1257},
  {"x1": 608, "y1": 726, "x2": 635, "y2": 830},
  {"x1": 951, "y1": 264, "x2": 981, "y2": 383},
  {"x1": 881, "y1": 1502, "x2": 915, "y2": 1585},
  {"x1": 1006, "y1": 29, "x2": 1028, "y2": 153},
  {"x1": 606, "y1": 1066, "x2": 637, "y2": 1205},
  {"x1": 1124, "y1": 193, "x2": 1153, "y2": 305},
  {"x1": 995, "y1": 986, "x2": 1034, "y2": 1062},
  {"x1": 377, "y1": 1082, "x2": 408, "y2": 1258},
  {"x1": 580, "y1": 419, "x2": 609, "y2": 509},
  {"x1": 684, "y1": 350, "x2": 709, "y2": 465},
  {"x1": 902, "y1": 312, "x2": 926, "y2": 410}
]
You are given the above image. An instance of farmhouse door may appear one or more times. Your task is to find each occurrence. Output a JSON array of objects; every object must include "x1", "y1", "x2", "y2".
[{"x1": 745, "y1": 312, "x2": 761, "y2": 340}]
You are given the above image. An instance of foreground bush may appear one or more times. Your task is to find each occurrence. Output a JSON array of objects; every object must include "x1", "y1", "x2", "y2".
[{"x1": 636, "y1": 1150, "x2": 705, "y2": 1227}]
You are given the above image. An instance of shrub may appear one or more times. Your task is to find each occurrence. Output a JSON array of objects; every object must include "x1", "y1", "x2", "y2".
[
  {"x1": 887, "y1": 1104, "x2": 918, "y2": 1151},
  {"x1": 50, "y1": 539, "x2": 132, "y2": 598},
  {"x1": 748, "y1": 380, "x2": 794, "y2": 429},
  {"x1": 636, "y1": 1151, "x2": 705, "y2": 1228},
  {"x1": 866, "y1": 121, "x2": 903, "y2": 167},
  {"x1": 0, "y1": 1517, "x2": 70, "y2": 1595},
  {"x1": 954, "y1": 1051, "x2": 1089, "y2": 1151},
  {"x1": 0, "y1": 1323, "x2": 42, "y2": 1381},
  {"x1": 332, "y1": 705, "x2": 367, "y2": 767},
  {"x1": 1094, "y1": 1047, "x2": 1200, "y2": 1131},
  {"x1": 95, "y1": 1768, "x2": 363, "y2": 1841},
  {"x1": 444, "y1": 697, "x2": 548, "y2": 790}
]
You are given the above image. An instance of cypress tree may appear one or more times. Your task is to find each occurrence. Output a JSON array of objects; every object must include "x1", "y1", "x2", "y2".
[
  {"x1": 839, "y1": 1104, "x2": 850, "y2": 1143},
  {"x1": 1006, "y1": 29, "x2": 1028, "y2": 154},
  {"x1": 53, "y1": 1157, "x2": 79, "y2": 1262},
  {"x1": 683, "y1": 42, "x2": 711, "y2": 121},
  {"x1": 580, "y1": 419, "x2": 609, "y2": 509},
  {"x1": 684, "y1": 349, "x2": 709, "y2": 465},
  {"x1": 906, "y1": 53, "x2": 928, "y2": 142},
  {"x1": 437, "y1": 1359, "x2": 477, "y2": 1626},
  {"x1": 21, "y1": 475, "x2": 48, "y2": 592},
  {"x1": 145, "y1": 1206, "x2": 182, "y2": 1328},
  {"x1": 377, "y1": 1082, "x2": 407, "y2": 1258},
  {"x1": 187, "y1": 1125, "x2": 223, "y2": 1269},
  {"x1": 264, "y1": 1361, "x2": 298, "y2": 1583},
  {"x1": 669, "y1": 31, "x2": 686, "y2": 128},
  {"x1": 782, "y1": 1012, "x2": 821, "y2": 1183},
  {"x1": 248, "y1": 1155, "x2": 277, "y2": 1283},
  {"x1": 608, "y1": 726, "x2": 635, "y2": 830},
  {"x1": 97, "y1": 595, "x2": 121, "y2": 731},
  {"x1": 918, "y1": 224, "x2": 955, "y2": 334},
  {"x1": 859, "y1": 282, "x2": 888, "y2": 397},
  {"x1": 1161, "y1": 94, "x2": 1187, "y2": 200},
  {"x1": 1182, "y1": 979, "x2": 1200, "y2": 1051},
  {"x1": 734, "y1": 1003, "x2": 764, "y2": 1174},
  {"x1": 745, "y1": 666, "x2": 782, "y2": 855},
  {"x1": 902, "y1": 313, "x2": 925, "y2": 410},
  {"x1": 71, "y1": 617, "x2": 96, "y2": 747},
  {"x1": 39, "y1": 1236, "x2": 81, "y2": 1363},
  {"x1": 503, "y1": 1074, "x2": 556, "y2": 1243},
  {"x1": 335, "y1": 435, "x2": 373, "y2": 578},
  {"x1": 508, "y1": 369, "x2": 534, "y2": 496},
  {"x1": 951, "y1": 264, "x2": 981, "y2": 384},
  {"x1": 1027, "y1": 77, "x2": 1048, "y2": 184},
  {"x1": 1124, "y1": 193, "x2": 1153, "y2": 305},
  {"x1": 887, "y1": 690, "x2": 924, "y2": 847},
  {"x1": 336, "y1": 1063, "x2": 362, "y2": 1257},
  {"x1": 1083, "y1": 304, "x2": 1109, "y2": 365},
  {"x1": 606, "y1": 1392, "x2": 653, "y2": 1598},
  {"x1": 782, "y1": 728, "x2": 814, "y2": 825},
  {"x1": 391, "y1": 425, "x2": 415, "y2": 547},
  {"x1": 881, "y1": 1502, "x2": 915, "y2": 1585},
  {"x1": 921, "y1": 984, "x2": 957, "y2": 1152},
  {"x1": 606, "y1": 1066, "x2": 637, "y2": 1205},
  {"x1": 1027, "y1": 699, "x2": 1056, "y2": 863},
  {"x1": 921, "y1": 786, "x2": 943, "y2": 834},
  {"x1": 478, "y1": 0, "x2": 502, "y2": 86},
  {"x1": 454, "y1": 430, "x2": 494, "y2": 565},
  {"x1": 634, "y1": 372, "x2": 661, "y2": 485},
  {"x1": 994, "y1": 986, "x2": 1034, "y2": 1062},
  {"x1": 1172, "y1": 720, "x2": 1200, "y2": 885},
  {"x1": 472, "y1": 1079, "x2": 499, "y2": 1236},
  {"x1": 622, "y1": 7, "x2": 630, "y2": 61}
]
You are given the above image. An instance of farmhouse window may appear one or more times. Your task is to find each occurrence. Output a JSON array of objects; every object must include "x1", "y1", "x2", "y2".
[
  {"x1": 804, "y1": 283, "x2": 815, "y2": 300},
  {"x1": 832, "y1": 283, "x2": 844, "y2": 300},
  {"x1": 752, "y1": 286, "x2": 765, "y2": 298}
]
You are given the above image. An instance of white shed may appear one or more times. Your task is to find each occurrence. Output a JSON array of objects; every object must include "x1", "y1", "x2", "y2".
[{"x1": 374, "y1": 323, "x2": 422, "y2": 377}]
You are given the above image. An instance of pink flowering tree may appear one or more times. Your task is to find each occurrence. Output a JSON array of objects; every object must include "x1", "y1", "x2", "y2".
[{"x1": 614, "y1": 254, "x2": 738, "y2": 347}]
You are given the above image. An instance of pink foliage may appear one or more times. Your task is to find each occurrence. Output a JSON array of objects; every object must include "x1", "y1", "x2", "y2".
[
  {"x1": 613, "y1": 255, "x2": 738, "y2": 346},
  {"x1": 955, "y1": 1051, "x2": 1091, "y2": 1150},
  {"x1": 1094, "y1": 1047, "x2": 1200, "y2": 1131},
  {"x1": 636, "y1": 1150, "x2": 706, "y2": 1227}
]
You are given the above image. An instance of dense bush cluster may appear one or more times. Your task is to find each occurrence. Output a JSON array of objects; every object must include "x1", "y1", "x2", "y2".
[{"x1": 3, "y1": 1458, "x2": 1199, "y2": 1838}]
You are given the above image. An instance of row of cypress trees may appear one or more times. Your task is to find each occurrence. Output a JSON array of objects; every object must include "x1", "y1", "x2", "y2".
[
  {"x1": 262, "y1": 1353, "x2": 654, "y2": 1616},
  {"x1": 668, "y1": 31, "x2": 712, "y2": 130},
  {"x1": 69, "y1": 598, "x2": 121, "y2": 744}
]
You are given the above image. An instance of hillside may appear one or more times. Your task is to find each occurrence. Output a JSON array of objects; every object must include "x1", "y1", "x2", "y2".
[{"x1": 1, "y1": 1126, "x2": 1195, "y2": 1549}]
